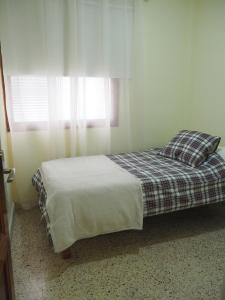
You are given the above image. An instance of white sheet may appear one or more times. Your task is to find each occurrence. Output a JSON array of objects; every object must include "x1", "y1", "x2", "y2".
[{"x1": 40, "y1": 155, "x2": 143, "y2": 253}]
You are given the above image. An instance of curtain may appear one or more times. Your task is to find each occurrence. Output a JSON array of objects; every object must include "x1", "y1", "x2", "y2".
[{"x1": 0, "y1": 0, "x2": 144, "y2": 208}]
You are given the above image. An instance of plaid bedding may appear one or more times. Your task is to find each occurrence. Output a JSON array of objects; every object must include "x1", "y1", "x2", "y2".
[
  {"x1": 32, "y1": 169, "x2": 51, "y2": 238},
  {"x1": 108, "y1": 149, "x2": 225, "y2": 216},
  {"x1": 158, "y1": 130, "x2": 221, "y2": 167},
  {"x1": 32, "y1": 149, "x2": 225, "y2": 240}
]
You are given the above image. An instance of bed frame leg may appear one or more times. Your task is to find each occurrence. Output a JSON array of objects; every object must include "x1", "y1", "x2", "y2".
[{"x1": 61, "y1": 247, "x2": 72, "y2": 259}]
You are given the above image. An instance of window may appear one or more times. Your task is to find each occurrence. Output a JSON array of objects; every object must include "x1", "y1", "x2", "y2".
[{"x1": 7, "y1": 76, "x2": 119, "y2": 131}]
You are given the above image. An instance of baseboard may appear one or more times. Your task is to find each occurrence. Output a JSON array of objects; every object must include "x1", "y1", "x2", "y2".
[{"x1": 9, "y1": 202, "x2": 15, "y2": 240}]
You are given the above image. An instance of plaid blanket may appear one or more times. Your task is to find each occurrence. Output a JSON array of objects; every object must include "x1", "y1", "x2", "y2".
[
  {"x1": 108, "y1": 149, "x2": 225, "y2": 216},
  {"x1": 32, "y1": 149, "x2": 225, "y2": 240},
  {"x1": 32, "y1": 169, "x2": 51, "y2": 238}
]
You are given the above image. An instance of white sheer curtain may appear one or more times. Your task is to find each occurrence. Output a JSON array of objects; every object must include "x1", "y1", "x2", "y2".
[{"x1": 0, "y1": 0, "x2": 144, "y2": 208}]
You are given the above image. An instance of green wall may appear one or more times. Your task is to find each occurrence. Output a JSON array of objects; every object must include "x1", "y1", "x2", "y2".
[
  {"x1": 131, "y1": 0, "x2": 194, "y2": 150},
  {"x1": 190, "y1": 0, "x2": 225, "y2": 145}
]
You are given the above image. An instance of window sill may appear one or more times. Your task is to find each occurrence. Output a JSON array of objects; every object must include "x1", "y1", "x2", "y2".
[{"x1": 9, "y1": 118, "x2": 119, "y2": 132}]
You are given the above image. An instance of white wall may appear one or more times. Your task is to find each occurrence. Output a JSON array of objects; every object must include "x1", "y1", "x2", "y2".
[
  {"x1": 190, "y1": 0, "x2": 225, "y2": 144},
  {"x1": 131, "y1": 0, "x2": 195, "y2": 149}
]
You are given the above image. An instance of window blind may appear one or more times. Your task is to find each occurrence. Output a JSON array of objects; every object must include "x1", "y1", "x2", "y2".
[{"x1": 8, "y1": 76, "x2": 119, "y2": 130}]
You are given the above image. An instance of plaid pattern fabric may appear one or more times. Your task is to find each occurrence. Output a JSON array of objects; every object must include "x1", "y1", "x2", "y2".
[
  {"x1": 108, "y1": 149, "x2": 225, "y2": 216},
  {"x1": 158, "y1": 130, "x2": 221, "y2": 167},
  {"x1": 32, "y1": 149, "x2": 225, "y2": 239},
  {"x1": 32, "y1": 169, "x2": 52, "y2": 243}
]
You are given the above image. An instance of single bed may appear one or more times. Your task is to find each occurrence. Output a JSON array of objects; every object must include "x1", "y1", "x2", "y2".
[{"x1": 32, "y1": 146, "x2": 225, "y2": 257}]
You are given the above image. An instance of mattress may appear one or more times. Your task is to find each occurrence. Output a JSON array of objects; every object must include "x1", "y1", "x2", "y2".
[{"x1": 32, "y1": 149, "x2": 225, "y2": 244}]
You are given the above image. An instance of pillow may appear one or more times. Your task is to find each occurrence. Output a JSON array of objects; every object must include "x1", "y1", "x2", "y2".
[{"x1": 158, "y1": 130, "x2": 221, "y2": 167}]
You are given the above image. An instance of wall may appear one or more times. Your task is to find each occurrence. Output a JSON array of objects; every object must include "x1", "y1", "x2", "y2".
[
  {"x1": 136, "y1": 0, "x2": 225, "y2": 148},
  {"x1": 0, "y1": 84, "x2": 15, "y2": 231},
  {"x1": 190, "y1": 0, "x2": 225, "y2": 145},
  {"x1": 131, "y1": 0, "x2": 194, "y2": 150}
]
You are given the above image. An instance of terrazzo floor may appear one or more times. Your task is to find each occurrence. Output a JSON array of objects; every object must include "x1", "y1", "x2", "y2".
[{"x1": 11, "y1": 204, "x2": 225, "y2": 300}]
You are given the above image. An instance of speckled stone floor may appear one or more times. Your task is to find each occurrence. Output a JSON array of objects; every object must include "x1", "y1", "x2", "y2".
[{"x1": 11, "y1": 204, "x2": 225, "y2": 300}]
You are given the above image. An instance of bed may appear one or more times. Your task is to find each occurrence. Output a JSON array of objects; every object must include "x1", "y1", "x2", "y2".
[{"x1": 32, "y1": 141, "x2": 225, "y2": 257}]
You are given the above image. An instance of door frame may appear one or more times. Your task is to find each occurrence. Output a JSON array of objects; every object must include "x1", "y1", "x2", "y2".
[{"x1": 0, "y1": 44, "x2": 15, "y2": 300}]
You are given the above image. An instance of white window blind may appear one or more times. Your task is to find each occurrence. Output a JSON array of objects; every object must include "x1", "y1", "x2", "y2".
[
  {"x1": 77, "y1": 77, "x2": 109, "y2": 121},
  {"x1": 9, "y1": 76, "x2": 49, "y2": 123},
  {"x1": 7, "y1": 76, "x2": 118, "y2": 130}
]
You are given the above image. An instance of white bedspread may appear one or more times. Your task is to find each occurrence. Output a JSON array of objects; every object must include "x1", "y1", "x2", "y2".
[{"x1": 40, "y1": 155, "x2": 143, "y2": 253}]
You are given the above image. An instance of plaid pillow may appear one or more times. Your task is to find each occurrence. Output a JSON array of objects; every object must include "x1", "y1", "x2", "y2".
[{"x1": 158, "y1": 130, "x2": 221, "y2": 167}]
